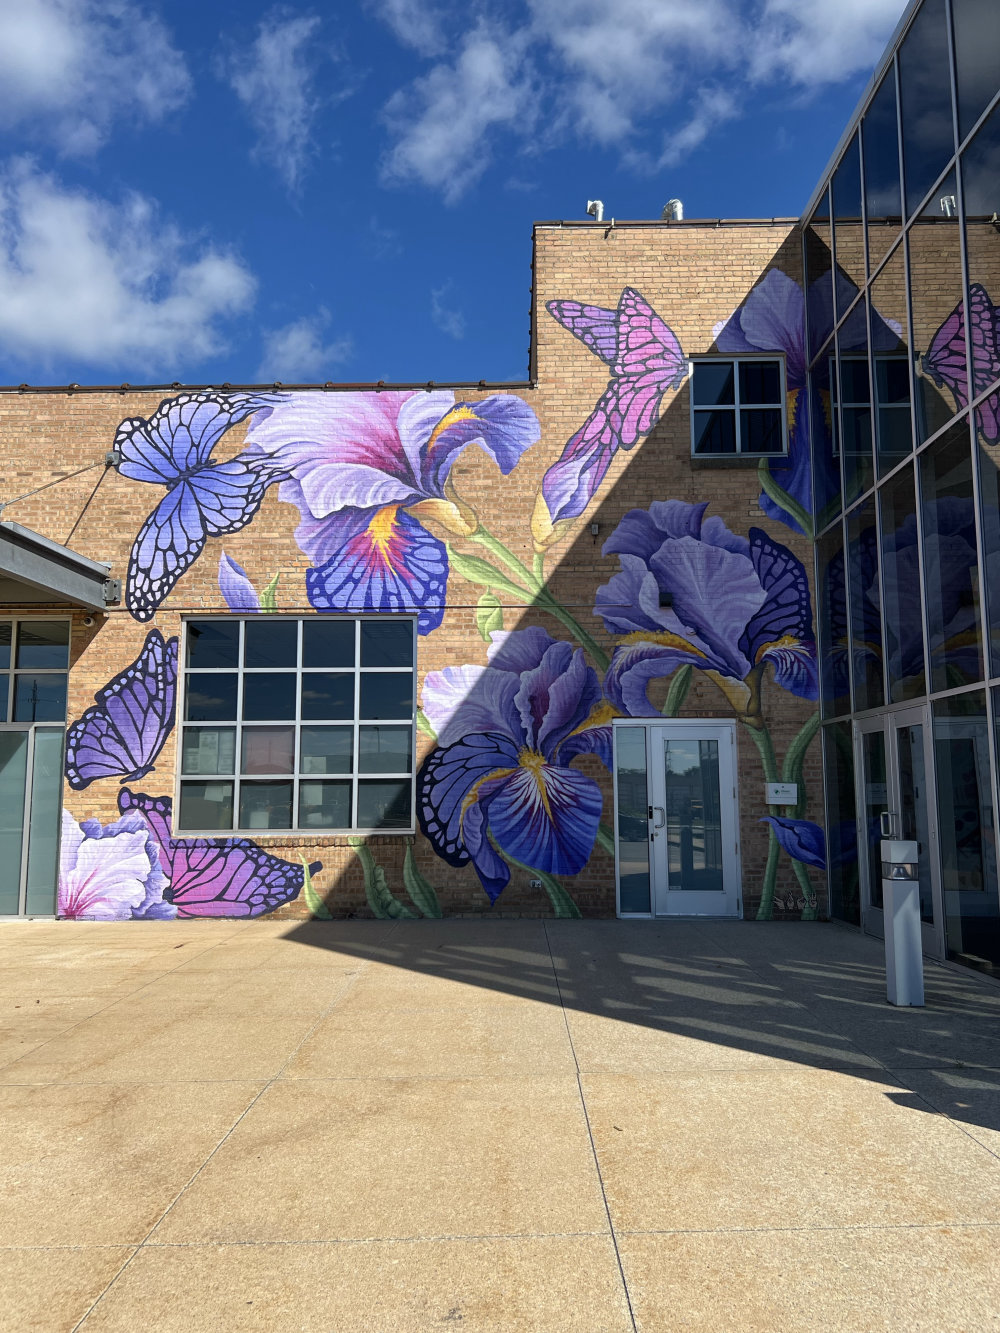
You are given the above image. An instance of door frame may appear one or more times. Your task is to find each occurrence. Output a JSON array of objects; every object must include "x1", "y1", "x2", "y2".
[{"x1": 613, "y1": 718, "x2": 743, "y2": 919}]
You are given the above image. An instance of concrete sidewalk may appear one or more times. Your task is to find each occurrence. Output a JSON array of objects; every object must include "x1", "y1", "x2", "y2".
[{"x1": 2, "y1": 917, "x2": 1000, "y2": 1332}]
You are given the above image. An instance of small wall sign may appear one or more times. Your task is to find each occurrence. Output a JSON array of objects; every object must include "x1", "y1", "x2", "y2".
[{"x1": 766, "y1": 782, "x2": 798, "y2": 805}]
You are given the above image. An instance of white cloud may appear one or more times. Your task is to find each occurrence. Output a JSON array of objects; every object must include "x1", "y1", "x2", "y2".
[
  {"x1": 0, "y1": 161, "x2": 255, "y2": 375},
  {"x1": 256, "y1": 309, "x2": 352, "y2": 381},
  {"x1": 430, "y1": 282, "x2": 465, "y2": 340},
  {"x1": 751, "y1": 0, "x2": 908, "y2": 85},
  {"x1": 0, "y1": 0, "x2": 190, "y2": 154},
  {"x1": 369, "y1": 0, "x2": 444, "y2": 56},
  {"x1": 219, "y1": 9, "x2": 337, "y2": 192},
  {"x1": 655, "y1": 88, "x2": 738, "y2": 168}
]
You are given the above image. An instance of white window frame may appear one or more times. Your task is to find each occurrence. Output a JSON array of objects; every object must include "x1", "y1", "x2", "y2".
[
  {"x1": 175, "y1": 615, "x2": 418, "y2": 837},
  {"x1": 689, "y1": 354, "x2": 788, "y2": 458}
]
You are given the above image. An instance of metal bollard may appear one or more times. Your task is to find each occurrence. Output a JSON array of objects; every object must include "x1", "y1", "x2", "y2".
[{"x1": 880, "y1": 838, "x2": 924, "y2": 1006}]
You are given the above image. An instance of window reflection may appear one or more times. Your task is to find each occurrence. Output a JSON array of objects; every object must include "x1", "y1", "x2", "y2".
[
  {"x1": 817, "y1": 525, "x2": 850, "y2": 718},
  {"x1": 805, "y1": 191, "x2": 833, "y2": 362},
  {"x1": 863, "y1": 71, "x2": 902, "y2": 270},
  {"x1": 823, "y1": 723, "x2": 859, "y2": 926},
  {"x1": 879, "y1": 464, "x2": 926, "y2": 701},
  {"x1": 837, "y1": 324, "x2": 873, "y2": 507},
  {"x1": 911, "y1": 170, "x2": 966, "y2": 443},
  {"x1": 898, "y1": 0, "x2": 955, "y2": 217},
  {"x1": 975, "y1": 419, "x2": 1000, "y2": 676},
  {"x1": 870, "y1": 246, "x2": 913, "y2": 473},
  {"x1": 846, "y1": 500, "x2": 883, "y2": 710},
  {"x1": 811, "y1": 356, "x2": 841, "y2": 527},
  {"x1": 952, "y1": 0, "x2": 1000, "y2": 142},
  {"x1": 832, "y1": 133, "x2": 864, "y2": 306},
  {"x1": 960, "y1": 100, "x2": 1000, "y2": 430}
]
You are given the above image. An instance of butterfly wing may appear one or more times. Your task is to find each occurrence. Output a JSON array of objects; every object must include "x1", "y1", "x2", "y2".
[
  {"x1": 65, "y1": 631, "x2": 178, "y2": 788},
  {"x1": 740, "y1": 528, "x2": 814, "y2": 654},
  {"x1": 539, "y1": 386, "x2": 623, "y2": 522},
  {"x1": 921, "y1": 299, "x2": 969, "y2": 411},
  {"x1": 968, "y1": 283, "x2": 1000, "y2": 396},
  {"x1": 611, "y1": 288, "x2": 688, "y2": 445},
  {"x1": 546, "y1": 299, "x2": 619, "y2": 365},
  {"x1": 116, "y1": 392, "x2": 282, "y2": 485}
]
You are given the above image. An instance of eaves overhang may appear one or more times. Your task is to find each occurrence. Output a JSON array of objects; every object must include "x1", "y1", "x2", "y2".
[{"x1": 0, "y1": 521, "x2": 120, "y2": 611}]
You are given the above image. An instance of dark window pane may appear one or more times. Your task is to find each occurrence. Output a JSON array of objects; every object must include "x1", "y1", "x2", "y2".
[
  {"x1": 812, "y1": 357, "x2": 841, "y2": 527},
  {"x1": 303, "y1": 620, "x2": 355, "y2": 668},
  {"x1": 239, "y1": 780, "x2": 293, "y2": 830},
  {"x1": 953, "y1": 0, "x2": 1000, "y2": 140},
  {"x1": 186, "y1": 620, "x2": 240, "y2": 668},
  {"x1": 863, "y1": 71, "x2": 902, "y2": 269},
  {"x1": 962, "y1": 101, "x2": 1000, "y2": 400},
  {"x1": 178, "y1": 780, "x2": 233, "y2": 831},
  {"x1": 359, "y1": 726, "x2": 412, "y2": 774},
  {"x1": 879, "y1": 464, "x2": 925, "y2": 701},
  {"x1": 300, "y1": 726, "x2": 353, "y2": 774},
  {"x1": 243, "y1": 672, "x2": 296, "y2": 721},
  {"x1": 692, "y1": 410, "x2": 736, "y2": 454},
  {"x1": 357, "y1": 779, "x2": 411, "y2": 829},
  {"x1": 832, "y1": 132, "x2": 864, "y2": 306},
  {"x1": 738, "y1": 360, "x2": 780, "y2": 404},
  {"x1": 740, "y1": 409, "x2": 783, "y2": 454},
  {"x1": 185, "y1": 673, "x2": 238, "y2": 722},
  {"x1": 920, "y1": 420, "x2": 984, "y2": 690},
  {"x1": 823, "y1": 723, "x2": 859, "y2": 925},
  {"x1": 13, "y1": 673, "x2": 67, "y2": 722},
  {"x1": 692, "y1": 362, "x2": 734, "y2": 405},
  {"x1": 870, "y1": 247, "x2": 913, "y2": 474},
  {"x1": 244, "y1": 619, "x2": 297, "y2": 668},
  {"x1": 818, "y1": 527, "x2": 850, "y2": 718},
  {"x1": 15, "y1": 621, "x2": 69, "y2": 669},
  {"x1": 805, "y1": 191, "x2": 833, "y2": 361},
  {"x1": 0, "y1": 674, "x2": 7, "y2": 722},
  {"x1": 299, "y1": 780, "x2": 352, "y2": 829},
  {"x1": 0, "y1": 623, "x2": 11, "y2": 670},
  {"x1": 861, "y1": 728, "x2": 887, "y2": 909},
  {"x1": 241, "y1": 725, "x2": 295, "y2": 774},
  {"x1": 839, "y1": 357, "x2": 871, "y2": 404},
  {"x1": 911, "y1": 169, "x2": 965, "y2": 443},
  {"x1": 360, "y1": 621, "x2": 413, "y2": 667},
  {"x1": 898, "y1": 0, "x2": 955, "y2": 217},
  {"x1": 838, "y1": 327, "x2": 873, "y2": 506},
  {"x1": 301, "y1": 672, "x2": 354, "y2": 720},
  {"x1": 360, "y1": 672, "x2": 413, "y2": 719},
  {"x1": 181, "y1": 726, "x2": 236, "y2": 775},
  {"x1": 846, "y1": 501, "x2": 883, "y2": 710}
]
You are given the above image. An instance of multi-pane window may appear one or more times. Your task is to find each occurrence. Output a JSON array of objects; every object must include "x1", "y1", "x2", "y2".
[
  {"x1": 177, "y1": 617, "x2": 416, "y2": 834},
  {"x1": 690, "y1": 358, "x2": 787, "y2": 457},
  {"x1": 0, "y1": 620, "x2": 70, "y2": 723}
]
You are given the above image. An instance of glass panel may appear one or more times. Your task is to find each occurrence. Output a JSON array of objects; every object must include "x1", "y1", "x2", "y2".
[
  {"x1": 303, "y1": 620, "x2": 355, "y2": 668},
  {"x1": 300, "y1": 726, "x2": 353, "y2": 774},
  {"x1": 832, "y1": 132, "x2": 864, "y2": 303},
  {"x1": 838, "y1": 324, "x2": 873, "y2": 507},
  {"x1": 879, "y1": 465, "x2": 925, "y2": 701},
  {"x1": 13, "y1": 673, "x2": 67, "y2": 722},
  {"x1": 24, "y1": 727, "x2": 64, "y2": 914},
  {"x1": 360, "y1": 621, "x2": 413, "y2": 668},
  {"x1": 961, "y1": 102, "x2": 1000, "y2": 403},
  {"x1": 244, "y1": 619, "x2": 297, "y2": 669},
  {"x1": 357, "y1": 779, "x2": 411, "y2": 829},
  {"x1": 847, "y1": 500, "x2": 884, "y2": 710},
  {"x1": 911, "y1": 169, "x2": 966, "y2": 443},
  {"x1": 863, "y1": 70, "x2": 902, "y2": 270},
  {"x1": 15, "y1": 620, "x2": 69, "y2": 670},
  {"x1": 178, "y1": 780, "x2": 234, "y2": 831},
  {"x1": 861, "y1": 728, "x2": 888, "y2": 910},
  {"x1": 824, "y1": 723, "x2": 859, "y2": 925},
  {"x1": 663, "y1": 738, "x2": 722, "y2": 893},
  {"x1": 738, "y1": 361, "x2": 780, "y2": 404},
  {"x1": 239, "y1": 780, "x2": 293, "y2": 829},
  {"x1": 298, "y1": 780, "x2": 352, "y2": 829},
  {"x1": 805, "y1": 191, "x2": 833, "y2": 362},
  {"x1": 0, "y1": 622, "x2": 11, "y2": 669},
  {"x1": 938, "y1": 691, "x2": 999, "y2": 971},
  {"x1": 811, "y1": 356, "x2": 841, "y2": 527},
  {"x1": 692, "y1": 362, "x2": 734, "y2": 405},
  {"x1": 692, "y1": 411, "x2": 736, "y2": 455},
  {"x1": 301, "y1": 672, "x2": 354, "y2": 720},
  {"x1": 181, "y1": 726, "x2": 236, "y2": 775},
  {"x1": 615, "y1": 728, "x2": 651, "y2": 914},
  {"x1": 186, "y1": 620, "x2": 240, "y2": 668},
  {"x1": 979, "y1": 415, "x2": 1000, "y2": 675},
  {"x1": 869, "y1": 247, "x2": 913, "y2": 474},
  {"x1": 898, "y1": 0, "x2": 955, "y2": 217},
  {"x1": 243, "y1": 672, "x2": 296, "y2": 721},
  {"x1": 0, "y1": 674, "x2": 6, "y2": 722},
  {"x1": 185, "y1": 673, "x2": 237, "y2": 721},
  {"x1": 359, "y1": 672, "x2": 413, "y2": 720},
  {"x1": 0, "y1": 732, "x2": 27, "y2": 914},
  {"x1": 920, "y1": 420, "x2": 983, "y2": 690},
  {"x1": 895, "y1": 721, "x2": 934, "y2": 922},
  {"x1": 818, "y1": 525, "x2": 850, "y2": 718},
  {"x1": 359, "y1": 726, "x2": 412, "y2": 774},
  {"x1": 241, "y1": 726, "x2": 295, "y2": 775},
  {"x1": 952, "y1": 0, "x2": 1000, "y2": 141},
  {"x1": 740, "y1": 410, "x2": 783, "y2": 454}
]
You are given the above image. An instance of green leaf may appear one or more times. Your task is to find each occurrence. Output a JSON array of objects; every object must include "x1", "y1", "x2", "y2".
[
  {"x1": 416, "y1": 708, "x2": 437, "y2": 740},
  {"x1": 301, "y1": 856, "x2": 332, "y2": 919},
  {"x1": 348, "y1": 838, "x2": 418, "y2": 919},
  {"x1": 662, "y1": 663, "x2": 693, "y2": 716},
  {"x1": 757, "y1": 459, "x2": 814, "y2": 540},
  {"x1": 445, "y1": 545, "x2": 529, "y2": 600},
  {"x1": 475, "y1": 591, "x2": 504, "y2": 642},
  {"x1": 596, "y1": 822, "x2": 615, "y2": 856},
  {"x1": 781, "y1": 711, "x2": 820, "y2": 818},
  {"x1": 536, "y1": 869, "x2": 583, "y2": 918},
  {"x1": 260, "y1": 571, "x2": 280, "y2": 612},
  {"x1": 403, "y1": 846, "x2": 443, "y2": 918}
]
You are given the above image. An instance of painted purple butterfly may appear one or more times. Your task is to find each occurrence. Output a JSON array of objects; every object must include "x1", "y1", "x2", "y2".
[
  {"x1": 117, "y1": 391, "x2": 285, "y2": 622},
  {"x1": 537, "y1": 288, "x2": 687, "y2": 533},
  {"x1": 118, "y1": 788, "x2": 321, "y2": 918},
  {"x1": 65, "y1": 629, "x2": 178, "y2": 790},
  {"x1": 921, "y1": 284, "x2": 1000, "y2": 446}
]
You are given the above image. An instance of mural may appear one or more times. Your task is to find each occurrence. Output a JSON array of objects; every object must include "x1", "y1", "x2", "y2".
[{"x1": 921, "y1": 284, "x2": 1000, "y2": 446}]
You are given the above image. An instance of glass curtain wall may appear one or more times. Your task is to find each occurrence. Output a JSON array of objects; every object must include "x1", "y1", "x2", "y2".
[{"x1": 807, "y1": 0, "x2": 1000, "y2": 973}]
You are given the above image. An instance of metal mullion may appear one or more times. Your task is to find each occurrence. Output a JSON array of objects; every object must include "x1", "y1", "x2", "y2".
[
  {"x1": 16, "y1": 721, "x2": 35, "y2": 915},
  {"x1": 956, "y1": 85, "x2": 1000, "y2": 157},
  {"x1": 947, "y1": 0, "x2": 975, "y2": 423}
]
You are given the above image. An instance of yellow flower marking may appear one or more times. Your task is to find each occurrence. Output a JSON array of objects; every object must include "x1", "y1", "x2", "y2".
[
  {"x1": 427, "y1": 404, "x2": 481, "y2": 452},
  {"x1": 367, "y1": 504, "x2": 399, "y2": 552},
  {"x1": 564, "y1": 699, "x2": 620, "y2": 743},
  {"x1": 620, "y1": 629, "x2": 707, "y2": 658},
  {"x1": 754, "y1": 633, "x2": 801, "y2": 664}
]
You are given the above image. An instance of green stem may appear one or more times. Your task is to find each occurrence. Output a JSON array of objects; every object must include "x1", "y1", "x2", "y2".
[
  {"x1": 781, "y1": 711, "x2": 820, "y2": 818},
  {"x1": 494, "y1": 841, "x2": 582, "y2": 918},
  {"x1": 537, "y1": 596, "x2": 610, "y2": 670},
  {"x1": 468, "y1": 527, "x2": 537, "y2": 592},
  {"x1": 596, "y1": 822, "x2": 615, "y2": 856},
  {"x1": 532, "y1": 551, "x2": 546, "y2": 583},
  {"x1": 742, "y1": 721, "x2": 780, "y2": 921},
  {"x1": 758, "y1": 460, "x2": 814, "y2": 541},
  {"x1": 792, "y1": 860, "x2": 819, "y2": 921},
  {"x1": 416, "y1": 708, "x2": 437, "y2": 741}
]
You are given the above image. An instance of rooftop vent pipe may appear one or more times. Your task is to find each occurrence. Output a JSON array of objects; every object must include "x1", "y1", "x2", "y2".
[
  {"x1": 662, "y1": 199, "x2": 683, "y2": 221},
  {"x1": 586, "y1": 199, "x2": 604, "y2": 222}
]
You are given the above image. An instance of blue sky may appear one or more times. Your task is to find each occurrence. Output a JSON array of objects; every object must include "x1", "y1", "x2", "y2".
[{"x1": 0, "y1": 0, "x2": 909, "y2": 386}]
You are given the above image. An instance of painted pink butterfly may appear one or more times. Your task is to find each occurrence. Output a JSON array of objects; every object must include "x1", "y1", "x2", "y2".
[
  {"x1": 922, "y1": 283, "x2": 1000, "y2": 446},
  {"x1": 542, "y1": 288, "x2": 686, "y2": 524}
]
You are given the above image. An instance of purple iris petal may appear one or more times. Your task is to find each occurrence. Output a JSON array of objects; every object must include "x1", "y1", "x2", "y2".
[
  {"x1": 218, "y1": 551, "x2": 260, "y2": 612},
  {"x1": 413, "y1": 394, "x2": 541, "y2": 495},
  {"x1": 487, "y1": 626, "x2": 563, "y2": 673},
  {"x1": 603, "y1": 640, "x2": 705, "y2": 717},
  {"x1": 483, "y1": 762, "x2": 603, "y2": 881},
  {"x1": 421, "y1": 664, "x2": 522, "y2": 747},
  {"x1": 760, "y1": 816, "x2": 826, "y2": 869},
  {"x1": 716, "y1": 269, "x2": 807, "y2": 389}
]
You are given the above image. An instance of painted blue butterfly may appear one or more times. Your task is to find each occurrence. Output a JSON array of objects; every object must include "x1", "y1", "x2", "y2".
[
  {"x1": 65, "y1": 629, "x2": 178, "y2": 790},
  {"x1": 117, "y1": 392, "x2": 285, "y2": 621}
]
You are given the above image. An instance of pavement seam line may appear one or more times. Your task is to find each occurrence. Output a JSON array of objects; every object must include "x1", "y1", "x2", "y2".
[{"x1": 543, "y1": 920, "x2": 639, "y2": 1333}]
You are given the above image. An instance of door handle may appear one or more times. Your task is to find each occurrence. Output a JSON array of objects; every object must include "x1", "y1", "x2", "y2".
[{"x1": 650, "y1": 806, "x2": 665, "y2": 830}]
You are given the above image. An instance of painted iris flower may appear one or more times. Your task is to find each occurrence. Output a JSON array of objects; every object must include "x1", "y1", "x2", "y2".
[
  {"x1": 417, "y1": 627, "x2": 613, "y2": 900},
  {"x1": 218, "y1": 551, "x2": 260, "y2": 612},
  {"x1": 595, "y1": 500, "x2": 818, "y2": 717},
  {"x1": 760, "y1": 817, "x2": 826, "y2": 869},
  {"x1": 58, "y1": 809, "x2": 175, "y2": 920},
  {"x1": 244, "y1": 391, "x2": 540, "y2": 634}
]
